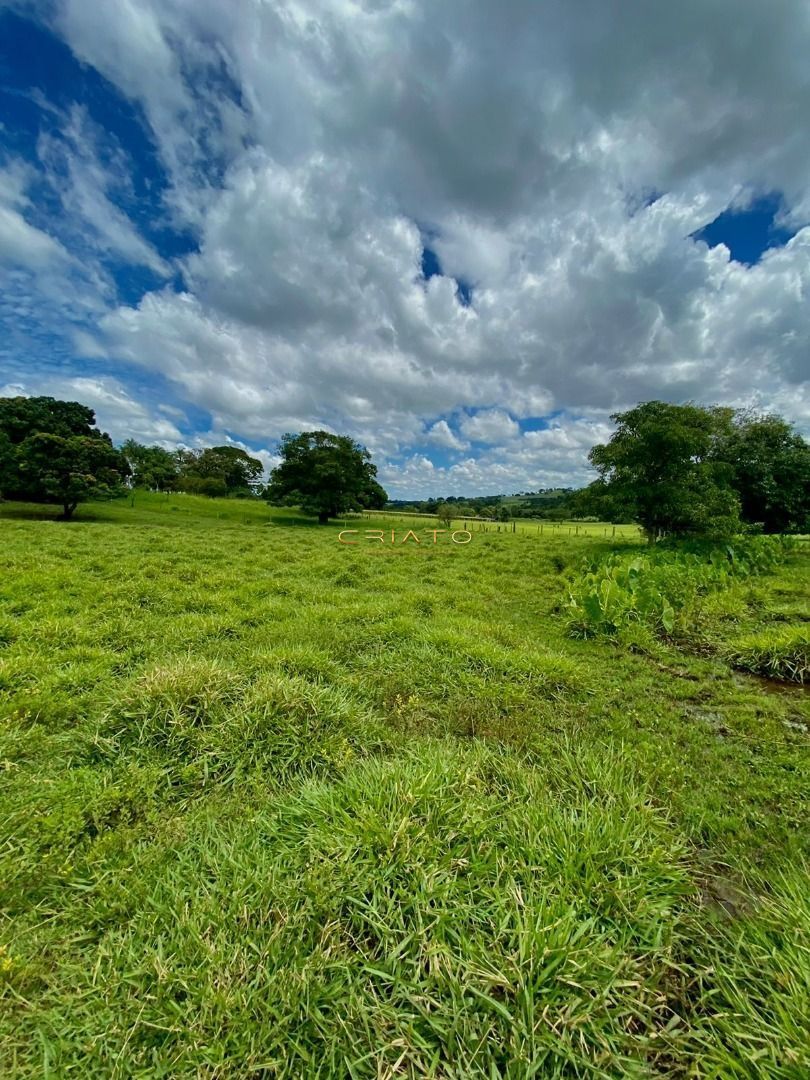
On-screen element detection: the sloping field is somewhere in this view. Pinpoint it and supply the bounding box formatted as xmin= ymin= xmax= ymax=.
xmin=1 ymin=494 xmax=808 ymax=1077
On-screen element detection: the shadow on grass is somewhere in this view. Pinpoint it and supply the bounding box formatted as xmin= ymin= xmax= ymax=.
xmin=0 ymin=503 xmax=96 ymax=523
xmin=267 ymin=513 xmax=347 ymax=528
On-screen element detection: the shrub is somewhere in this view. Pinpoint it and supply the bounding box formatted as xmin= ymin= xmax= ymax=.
xmin=566 ymin=536 xmax=791 ymax=639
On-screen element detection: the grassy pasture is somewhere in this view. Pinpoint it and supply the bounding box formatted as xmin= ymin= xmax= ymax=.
xmin=360 ymin=507 xmax=644 ymax=541
xmin=0 ymin=492 xmax=808 ymax=1077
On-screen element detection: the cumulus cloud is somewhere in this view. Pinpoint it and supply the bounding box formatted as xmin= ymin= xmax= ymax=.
xmin=3 ymin=0 xmax=810 ymax=493
xmin=425 ymin=420 xmax=468 ymax=451
xmin=381 ymin=413 xmax=615 ymax=496
xmin=459 ymin=409 xmax=520 ymax=444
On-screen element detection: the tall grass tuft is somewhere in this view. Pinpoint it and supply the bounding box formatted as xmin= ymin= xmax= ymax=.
xmin=722 ymin=625 xmax=809 ymax=684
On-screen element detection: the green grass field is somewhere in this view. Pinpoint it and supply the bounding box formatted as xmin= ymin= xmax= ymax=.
xmin=1 ymin=492 xmax=808 ymax=1077
xmin=360 ymin=507 xmax=644 ymax=541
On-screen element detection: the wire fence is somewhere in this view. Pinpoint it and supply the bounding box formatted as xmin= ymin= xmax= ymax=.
xmin=356 ymin=510 xmax=644 ymax=542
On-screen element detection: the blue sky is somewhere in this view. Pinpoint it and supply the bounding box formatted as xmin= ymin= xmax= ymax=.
xmin=693 ymin=194 xmax=796 ymax=267
xmin=1 ymin=2 xmax=809 ymax=496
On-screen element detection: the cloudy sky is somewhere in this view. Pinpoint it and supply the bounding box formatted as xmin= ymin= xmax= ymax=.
xmin=1 ymin=1 xmax=809 ymax=496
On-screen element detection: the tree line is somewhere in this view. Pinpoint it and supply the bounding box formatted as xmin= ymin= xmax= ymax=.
xmin=122 ymin=440 xmax=264 ymax=498
xmin=0 ymin=397 xmax=387 ymax=522
xmin=390 ymin=490 xmax=576 ymax=521
xmin=0 ymin=394 xmax=807 ymax=535
xmin=0 ymin=396 xmax=267 ymax=517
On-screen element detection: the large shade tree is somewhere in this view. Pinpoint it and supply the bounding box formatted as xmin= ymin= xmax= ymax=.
xmin=0 ymin=396 xmax=96 ymax=445
xmin=586 ymin=401 xmax=741 ymax=541
xmin=265 ymin=431 xmax=387 ymax=523
xmin=581 ymin=401 xmax=809 ymax=539
xmin=17 ymin=434 xmax=129 ymax=520
xmin=0 ymin=396 xmax=129 ymax=519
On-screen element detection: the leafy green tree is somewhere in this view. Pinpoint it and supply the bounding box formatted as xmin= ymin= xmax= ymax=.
xmin=0 ymin=431 xmax=12 ymax=498
xmin=181 ymin=475 xmax=230 ymax=498
xmin=566 ymin=479 xmax=635 ymax=524
xmin=0 ymin=396 xmax=97 ymax=446
xmin=16 ymin=433 xmax=129 ymax=519
xmin=174 ymin=445 xmax=264 ymax=496
xmin=121 ymin=440 xmax=179 ymax=491
xmin=197 ymin=446 xmax=264 ymax=492
xmin=588 ymin=401 xmax=740 ymax=541
xmin=717 ymin=413 xmax=810 ymax=533
xmin=265 ymin=431 xmax=387 ymax=523
xmin=173 ymin=448 xmax=199 ymax=473
xmin=436 ymin=502 xmax=454 ymax=527
xmin=0 ymin=395 xmax=129 ymax=516
xmin=454 ymin=502 xmax=476 ymax=518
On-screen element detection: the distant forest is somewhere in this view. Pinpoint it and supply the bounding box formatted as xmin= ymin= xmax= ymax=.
xmin=388 ymin=490 xmax=578 ymax=521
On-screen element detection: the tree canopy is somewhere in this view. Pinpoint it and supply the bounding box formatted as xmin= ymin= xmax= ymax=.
xmin=264 ymin=431 xmax=387 ymax=522
xmin=173 ymin=445 xmax=264 ymax=497
xmin=583 ymin=401 xmax=809 ymax=540
xmin=120 ymin=442 xmax=265 ymax=497
xmin=121 ymin=440 xmax=179 ymax=492
xmin=436 ymin=502 xmax=454 ymax=526
xmin=0 ymin=396 xmax=98 ymax=445
xmin=0 ymin=396 xmax=129 ymax=519
xmin=720 ymin=413 xmax=810 ymax=534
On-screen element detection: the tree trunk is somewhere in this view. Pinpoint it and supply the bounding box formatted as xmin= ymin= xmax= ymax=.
xmin=61 ymin=502 xmax=77 ymax=520
xmin=318 ymin=510 xmax=330 ymax=524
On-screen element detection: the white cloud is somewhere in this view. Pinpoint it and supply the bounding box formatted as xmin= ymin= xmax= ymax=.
xmin=0 ymin=203 xmax=68 ymax=269
xmin=425 ymin=419 xmax=469 ymax=451
xmin=460 ymin=409 xmax=520 ymax=444
xmin=2 ymin=374 xmax=184 ymax=446
xmin=37 ymin=107 xmax=171 ymax=277
xmin=4 ymin=0 xmax=810 ymax=494
xmin=0 ymin=162 xmax=69 ymax=269
xmin=378 ymin=412 xmax=618 ymax=496
xmin=72 ymin=329 xmax=109 ymax=359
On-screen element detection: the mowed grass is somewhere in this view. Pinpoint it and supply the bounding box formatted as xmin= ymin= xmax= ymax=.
xmin=0 ymin=492 xmax=808 ymax=1077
